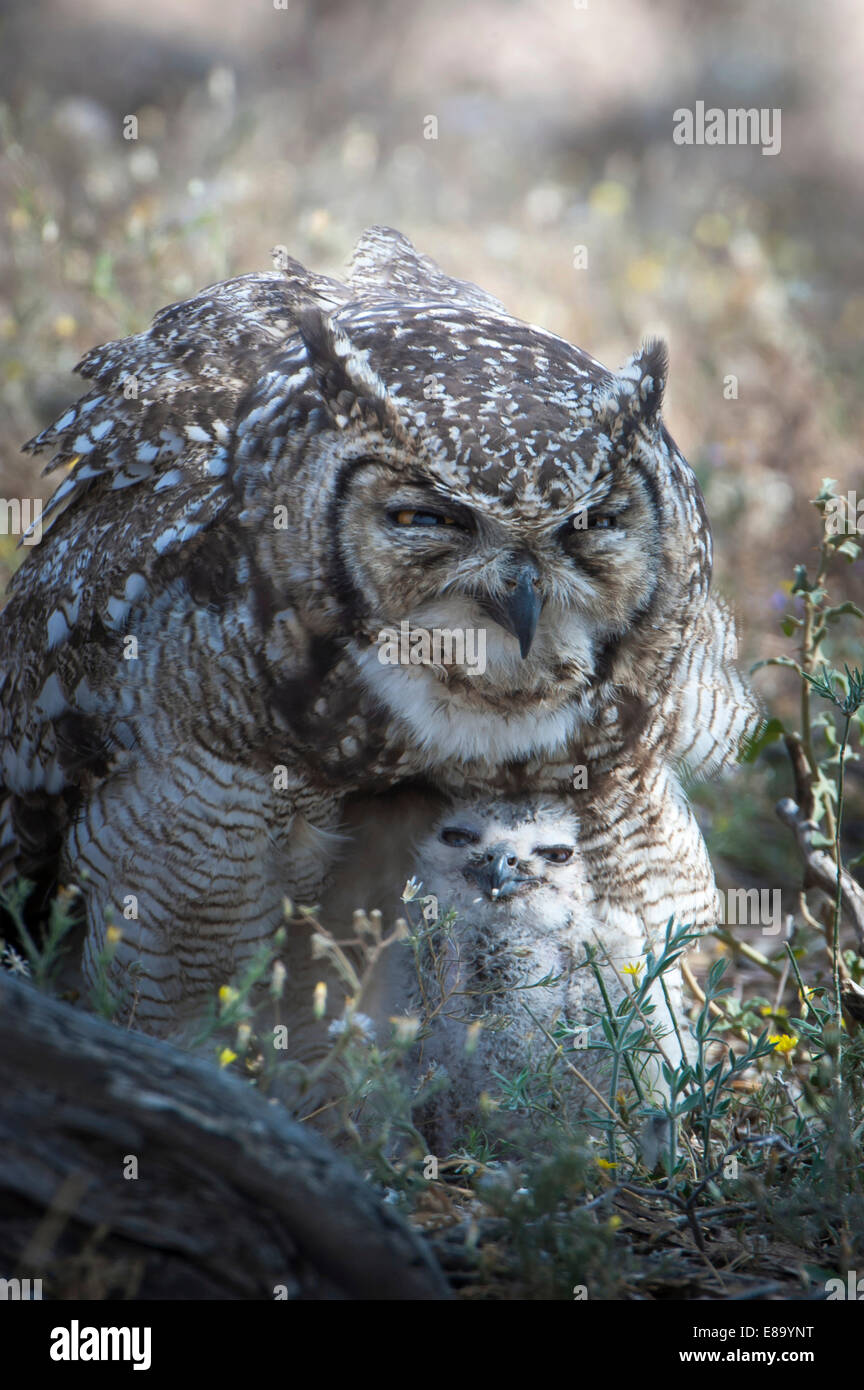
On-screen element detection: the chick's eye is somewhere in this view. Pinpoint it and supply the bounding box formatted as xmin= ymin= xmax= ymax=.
xmin=538 ymin=846 xmax=574 ymax=864
xmin=441 ymin=827 xmax=479 ymax=848
xmin=392 ymin=509 xmax=458 ymax=528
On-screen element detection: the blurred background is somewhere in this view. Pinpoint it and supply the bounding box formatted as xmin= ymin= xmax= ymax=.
xmin=0 ymin=0 xmax=862 ymax=937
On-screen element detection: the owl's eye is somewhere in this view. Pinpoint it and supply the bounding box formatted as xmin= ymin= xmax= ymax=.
xmin=391 ymin=508 xmax=459 ymax=528
xmin=440 ymin=826 xmax=480 ymax=847
xmin=589 ymin=515 xmax=615 ymax=530
xmin=537 ymin=845 xmax=574 ymax=864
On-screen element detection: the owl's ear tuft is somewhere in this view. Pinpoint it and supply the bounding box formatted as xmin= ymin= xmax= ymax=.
xmin=296 ymin=303 xmax=404 ymax=437
xmin=613 ymin=338 xmax=668 ymax=426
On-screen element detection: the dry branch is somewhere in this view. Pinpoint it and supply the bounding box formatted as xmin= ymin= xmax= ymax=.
xmin=0 ymin=973 xmax=449 ymax=1300
xmin=775 ymin=795 xmax=864 ymax=951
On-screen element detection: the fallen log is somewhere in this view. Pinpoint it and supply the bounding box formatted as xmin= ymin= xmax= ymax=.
xmin=0 ymin=972 xmax=449 ymax=1300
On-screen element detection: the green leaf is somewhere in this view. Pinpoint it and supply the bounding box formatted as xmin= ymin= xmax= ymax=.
xmin=741 ymin=716 xmax=785 ymax=763
xmin=750 ymin=656 xmax=802 ymax=675
xmin=791 ymin=563 xmax=811 ymax=593
xmin=823 ymin=600 xmax=864 ymax=623
xmin=809 ymin=830 xmax=835 ymax=849
xmin=677 ymin=1093 xmax=703 ymax=1113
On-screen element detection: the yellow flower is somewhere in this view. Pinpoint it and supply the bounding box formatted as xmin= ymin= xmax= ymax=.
xmin=596 ymin=1158 xmax=617 ymax=1170
xmin=105 ymin=925 xmax=123 ymax=945
xmin=218 ymin=1048 xmax=237 ymax=1068
xmin=608 ymin=1215 xmax=622 ymax=1231
xmin=621 ymin=962 xmax=642 ymax=979
xmin=768 ymin=1033 xmax=798 ymax=1055
xmin=218 ymin=985 xmax=239 ymax=1009
xmin=313 ymin=980 xmax=327 ymax=1019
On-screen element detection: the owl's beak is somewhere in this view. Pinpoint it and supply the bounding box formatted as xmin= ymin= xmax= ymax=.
xmin=480 ymin=558 xmax=544 ymax=659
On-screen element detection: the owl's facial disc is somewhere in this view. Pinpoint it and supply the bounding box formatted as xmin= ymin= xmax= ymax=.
xmin=337 ymin=460 xmax=661 ymax=754
xmin=435 ymin=823 xmax=577 ymax=902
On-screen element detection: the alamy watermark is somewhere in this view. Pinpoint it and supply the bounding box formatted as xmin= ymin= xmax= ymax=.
xmin=825 ymin=491 xmax=864 ymax=535
xmin=825 ymin=1270 xmax=863 ymax=1299
xmin=0 ymin=497 xmax=42 ymax=546
xmin=673 ymin=102 xmax=781 ymax=157
xmin=717 ymin=887 xmax=783 ymax=934
xmin=49 ymin=1322 xmax=151 ymax=1370
xmin=0 ymin=1276 xmax=42 ymax=1299
xmin=375 ymin=621 xmax=487 ymax=676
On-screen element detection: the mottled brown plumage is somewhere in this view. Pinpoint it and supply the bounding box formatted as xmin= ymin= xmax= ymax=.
xmin=0 ymin=227 xmax=758 ymax=1032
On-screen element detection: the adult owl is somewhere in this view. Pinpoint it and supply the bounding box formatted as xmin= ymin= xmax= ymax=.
xmin=0 ymin=226 xmax=757 ymax=1033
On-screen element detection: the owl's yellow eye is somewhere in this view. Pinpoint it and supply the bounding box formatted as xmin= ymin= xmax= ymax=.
xmin=392 ymin=509 xmax=457 ymax=527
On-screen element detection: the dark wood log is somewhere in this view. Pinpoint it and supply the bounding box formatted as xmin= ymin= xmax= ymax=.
xmin=0 ymin=972 xmax=450 ymax=1300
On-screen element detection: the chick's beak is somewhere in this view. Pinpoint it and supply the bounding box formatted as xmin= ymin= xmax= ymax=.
xmin=469 ymin=843 xmax=530 ymax=901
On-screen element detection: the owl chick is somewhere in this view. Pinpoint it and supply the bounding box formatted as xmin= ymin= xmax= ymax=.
xmin=394 ymin=797 xmax=691 ymax=1153
xmin=0 ymin=226 xmax=756 ymax=1034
